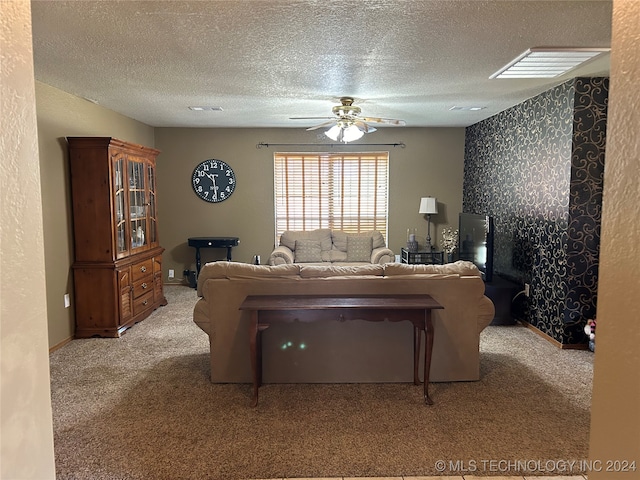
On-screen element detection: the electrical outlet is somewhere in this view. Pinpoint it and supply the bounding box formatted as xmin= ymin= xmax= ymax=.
xmin=168 ymin=269 xmax=175 ymax=279
xmin=64 ymin=293 xmax=70 ymax=308
xmin=524 ymin=283 xmax=530 ymax=297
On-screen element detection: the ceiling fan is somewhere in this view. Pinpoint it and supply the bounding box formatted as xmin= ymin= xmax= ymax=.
xmin=291 ymin=97 xmax=406 ymax=143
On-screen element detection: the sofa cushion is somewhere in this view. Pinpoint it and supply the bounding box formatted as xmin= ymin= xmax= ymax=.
xmin=384 ymin=261 xmax=481 ymax=277
xmin=299 ymin=264 xmax=384 ymax=278
xmin=196 ymin=262 xmax=301 ymax=295
xmin=346 ymin=235 xmax=373 ymax=262
xmin=332 ymin=230 xmax=385 ymax=252
xmin=280 ymin=228 xmax=332 ymax=256
xmin=294 ymin=239 xmax=323 ymax=263
xmin=329 ymin=249 xmax=348 ymax=262
xmin=215 ymin=262 xmax=300 ymax=278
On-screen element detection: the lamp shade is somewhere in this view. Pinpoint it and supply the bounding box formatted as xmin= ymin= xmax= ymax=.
xmin=419 ymin=197 xmax=438 ymax=215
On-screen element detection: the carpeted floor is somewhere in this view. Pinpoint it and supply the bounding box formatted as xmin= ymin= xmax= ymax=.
xmin=50 ymin=285 xmax=594 ymax=480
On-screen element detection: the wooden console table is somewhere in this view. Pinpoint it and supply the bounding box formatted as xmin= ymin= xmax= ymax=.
xmin=239 ymin=294 xmax=444 ymax=407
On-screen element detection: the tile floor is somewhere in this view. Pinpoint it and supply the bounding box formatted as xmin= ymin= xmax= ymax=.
xmin=251 ymin=476 xmax=589 ymax=480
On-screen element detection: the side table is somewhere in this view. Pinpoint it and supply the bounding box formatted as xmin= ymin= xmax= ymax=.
xmin=188 ymin=237 xmax=240 ymax=277
xmin=401 ymin=248 xmax=444 ymax=265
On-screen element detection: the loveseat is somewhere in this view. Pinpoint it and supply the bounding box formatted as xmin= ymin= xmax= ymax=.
xmin=269 ymin=228 xmax=395 ymax=265
xmin=193 ymin=261 xmax=495 ymax=384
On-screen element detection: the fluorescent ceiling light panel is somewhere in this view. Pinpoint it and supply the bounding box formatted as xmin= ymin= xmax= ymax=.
xmin=188 ymin=106 xmax=224 ymax=111
xmin=449 ymin=106 xmax=485 ymax=111
xmin=490 ymin=48 xmax=610 ymax=79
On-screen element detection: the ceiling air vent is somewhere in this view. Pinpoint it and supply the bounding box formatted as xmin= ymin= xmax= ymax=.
xmin=490 ymin=47 xmax=610 ymax=79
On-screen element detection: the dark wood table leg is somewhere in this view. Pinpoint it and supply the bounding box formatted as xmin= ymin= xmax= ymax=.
xmin=195 ymin=247 xmax=202 ymax=277
xmin=249 ymin=312 xmax=259 ymax=407
xmin=423 ymin=311 xmax=434 ymax=405
xmin=413 ymin=325 xmax=421 ymax=385
xmin=226 ymin=246 xmax=232 ymax=261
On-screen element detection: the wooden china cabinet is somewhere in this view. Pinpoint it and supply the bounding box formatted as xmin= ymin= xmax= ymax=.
xmin=68 ymin=137 xmax=167 ymax=338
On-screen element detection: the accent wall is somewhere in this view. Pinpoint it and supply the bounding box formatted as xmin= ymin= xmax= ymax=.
xmin=463 ymin=77 xmax=609 ymax=345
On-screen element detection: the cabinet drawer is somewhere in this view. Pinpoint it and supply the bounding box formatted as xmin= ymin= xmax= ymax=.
xmin=132 ymin=259 xmax=153 ymax=281
xmin=133 ymin=275 xmax=153 ymax=298
xmin=133 ymin=290 xmax=154 ymax=316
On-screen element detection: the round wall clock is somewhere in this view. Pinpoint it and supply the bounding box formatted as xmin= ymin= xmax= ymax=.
xmin=192 ymin=159 xmax=236 ymax=203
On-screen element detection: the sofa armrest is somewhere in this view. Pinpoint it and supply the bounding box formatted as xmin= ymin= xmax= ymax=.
xmin=477 ymin=295 xmax=496 ymax=334
xmin=269 ymin=245 xmax=294 ymax=265
xmin=371 ymin=247 xmax=395 ymax=264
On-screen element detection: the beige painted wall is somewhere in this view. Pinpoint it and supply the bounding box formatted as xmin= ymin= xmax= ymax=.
xmin=155 ymin=127 xmax=465 ymax=280
xmin=35 ymin=82 xmax=155 ymax=348
xmin=36 ymin=81 xmax=464 ymax=347
xmin=589 ymin=1 xmax=640 ymax=478
xmin=0 ymin=1 xmax=56 ymax=477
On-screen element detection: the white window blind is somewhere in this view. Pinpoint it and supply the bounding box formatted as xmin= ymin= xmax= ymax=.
xmin=274 ymin=152 xmax=389 ymax=244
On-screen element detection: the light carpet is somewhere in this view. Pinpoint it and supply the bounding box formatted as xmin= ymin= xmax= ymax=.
xmin=50 ymin=285 xmax=594 ymax=479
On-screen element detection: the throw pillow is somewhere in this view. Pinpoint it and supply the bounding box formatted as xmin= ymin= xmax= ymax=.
xmin=294 ymin=239 xmax=323 ymax=263
xmin=346 ymin=235 xmax=373 ymax=262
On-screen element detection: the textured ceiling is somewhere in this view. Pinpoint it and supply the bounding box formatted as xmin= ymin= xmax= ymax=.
xmin=31 ymin=0 xmax=612 ymax=129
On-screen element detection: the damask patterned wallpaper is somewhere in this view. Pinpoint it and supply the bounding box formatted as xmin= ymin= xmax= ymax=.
xmin=463 ymin=77 xmax=608 ymax=345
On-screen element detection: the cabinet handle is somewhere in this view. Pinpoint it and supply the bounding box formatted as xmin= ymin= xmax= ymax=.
xmin=142 ymin=300 xmax=148 ymax=306
xmin=141 ymin=282 xmax=148 ymax=289
xmin=140 ymin=266 xmax=147 ymax=273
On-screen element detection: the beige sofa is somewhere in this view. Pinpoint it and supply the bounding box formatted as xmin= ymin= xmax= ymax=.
xmin=269 ymin=228 xmax=395 ymax=265
xmin=193 ymin=261 xmax=495 ymax=384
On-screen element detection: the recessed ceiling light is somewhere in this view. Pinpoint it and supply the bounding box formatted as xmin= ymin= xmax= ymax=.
xmin=449 ymin=106 xmax=485 ymax=111
xmin=490 ymin=47 xmax=610 ymax=79
xmin=188 ymin=106 xmax=224 ymax=111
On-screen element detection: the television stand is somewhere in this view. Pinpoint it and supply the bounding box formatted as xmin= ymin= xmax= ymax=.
xmin=484 ymin=275 xmax=520 ymax=325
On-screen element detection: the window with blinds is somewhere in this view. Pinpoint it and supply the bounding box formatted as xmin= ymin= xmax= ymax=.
xmin=274 ymin=152 xmax=389 ymax=244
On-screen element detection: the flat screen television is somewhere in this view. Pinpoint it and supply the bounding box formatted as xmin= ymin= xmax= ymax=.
xmin=458 ymin=212 xmax=494 ymax=282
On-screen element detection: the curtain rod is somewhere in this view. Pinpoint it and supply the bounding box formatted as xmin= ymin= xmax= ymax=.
xmin=257 ymin=142 xmax=406 ymax=149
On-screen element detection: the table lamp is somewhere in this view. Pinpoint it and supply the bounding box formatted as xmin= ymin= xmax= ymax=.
xmin=419 ymin=197 xmax=438 ymax=251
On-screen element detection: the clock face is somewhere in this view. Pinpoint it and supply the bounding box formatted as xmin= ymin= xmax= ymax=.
xmin=192 ymin=159 xmax=236 ymax=203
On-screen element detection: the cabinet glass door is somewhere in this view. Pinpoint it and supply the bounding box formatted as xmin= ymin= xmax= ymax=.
xmin=147 ymin=163 xmax=158 ymax=246
xmin=128 ymin=158 xmax=148 ymax=251
xmin=112 ymin=153 xmax=127 ymax=257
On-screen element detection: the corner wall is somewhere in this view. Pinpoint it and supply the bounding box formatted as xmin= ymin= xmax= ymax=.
xmin=464 ymin=77 xmax=608 ymax=345
xmin=589 ymin=0 xmax=640 ymax=476
xmin=1 ymin=2 xmax=56 ymax=477
xmin=35 ymin=82 xmax=154 ymax=348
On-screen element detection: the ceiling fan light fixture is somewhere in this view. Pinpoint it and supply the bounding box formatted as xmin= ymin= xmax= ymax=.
xmin=324 ymin=123 xmax=366 ymax=143
xmin=342 ymin=124 xmax=365 ymax=142
xmin=324 ymin=125 xmax=342 ymax=142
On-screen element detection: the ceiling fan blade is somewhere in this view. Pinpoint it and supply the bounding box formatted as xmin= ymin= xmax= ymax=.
xmin=361 ymin=116 xmax=406 ymax=126
xmin=290 ymin=116 xmax=334 ymax=120
xmin=306 ymin=119 xmax=337 ymax=131
xmin=353 ymin=120 xmax=377 ymax=133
